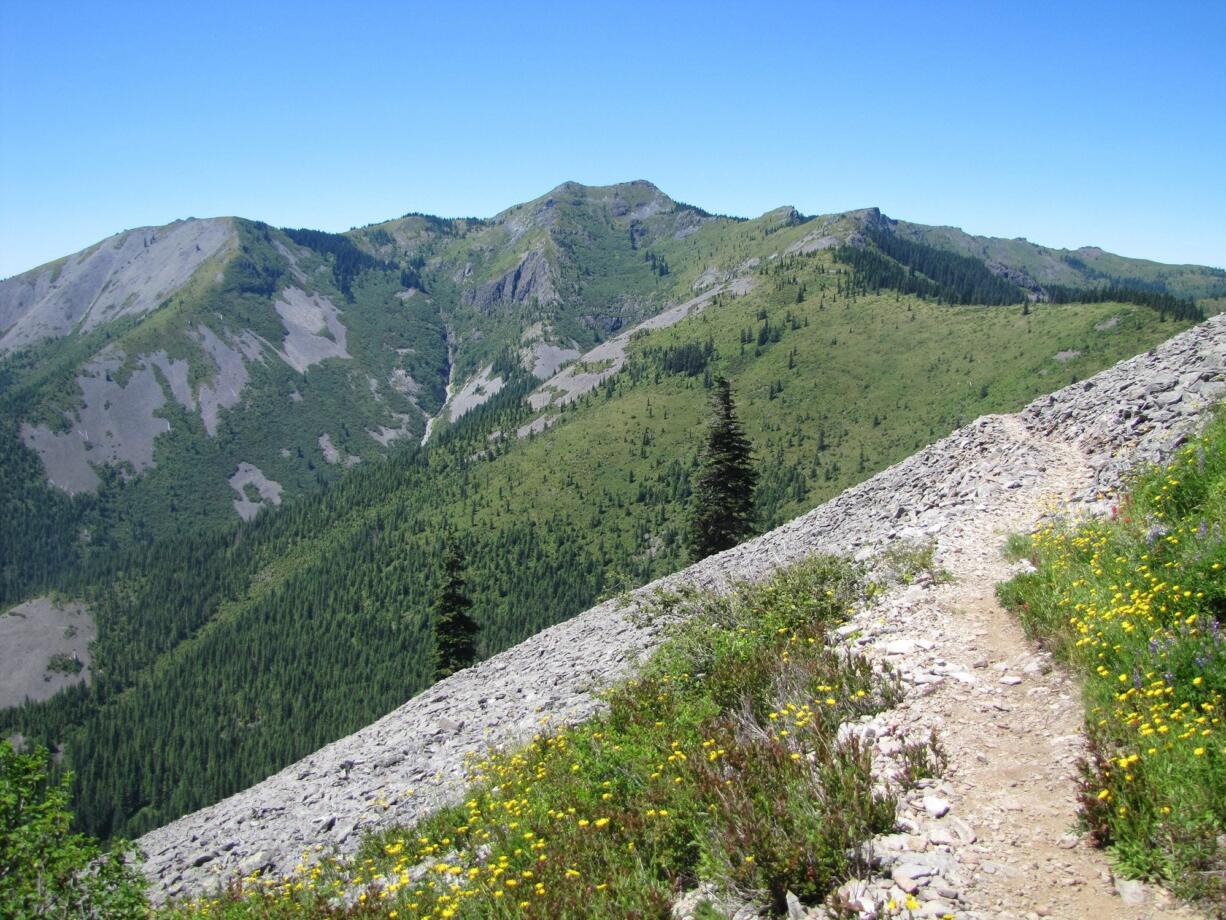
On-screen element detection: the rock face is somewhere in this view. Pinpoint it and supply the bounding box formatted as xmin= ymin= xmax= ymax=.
xmin=228 ymin=463 xmax=283 ymax=522
xmin=0 ymin=598 xmax=95 ymax=709
xmin=0 ymin=218 xmax=235 ymax=353
xmin=526 ymin=277 xmax=755 ymax=414
xmin=136 ymin=314 xmax=1226 ymax=900
xmin=21 ymin=349 xmax=172 ymax=494
xmin=462 ymin=248 xmax=557 ymax=311
xmin=446 ymin=365 xmax=505 ymax=422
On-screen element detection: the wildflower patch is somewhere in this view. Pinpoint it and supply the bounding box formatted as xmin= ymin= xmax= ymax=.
xmin=162 ymin=557 xmax=929 ymax=918
xmin=999 ymin=408 xmax=1225 ymax=907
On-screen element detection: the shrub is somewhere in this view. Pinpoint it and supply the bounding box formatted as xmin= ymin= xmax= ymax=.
xmin=0 ymin=741 xmax=147 ymax=918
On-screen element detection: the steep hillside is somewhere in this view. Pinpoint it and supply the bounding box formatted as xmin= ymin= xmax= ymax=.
xmin=0 ymin=183 xmax=723 ymax=606
xmin=0 ymin=218 xmax=237 ymax=354
xmin=135 ymin=312 xmax=1226 ymax=913
xmin=0 ymin=218 xmax=449 ymax=605
xmin=2 ymin=182 xmax=1222 ymax=848
xmin=2 ymin=183 xmax=1221 ymax=611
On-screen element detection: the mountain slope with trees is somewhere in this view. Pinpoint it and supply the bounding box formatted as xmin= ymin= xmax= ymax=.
xmin=1 ymin=243 xmax=1200 ymax=841
xmin=2 ymin=184 xmax=1221 ymax=612
xmin=0 ymin=182 xmax=1221 ymax=842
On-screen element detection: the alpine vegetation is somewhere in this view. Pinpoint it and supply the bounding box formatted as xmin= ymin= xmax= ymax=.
xmin=157 ymin=558 xmax=927 ymax=919
xmin=1000 ymin=409 xmax=1226 ymax=907
xmin=688 ymin=377 xmax=758 ymax=561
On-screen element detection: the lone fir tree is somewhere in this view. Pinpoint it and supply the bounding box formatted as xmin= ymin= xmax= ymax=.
xmin=430 ymin=543 xmax=480 ymax=681
xmin=687 ymin=377 xmax=757 ymax=561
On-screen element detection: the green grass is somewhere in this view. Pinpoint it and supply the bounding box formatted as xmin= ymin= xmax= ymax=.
xmin=997 ymin=408 xmax=1226 ymax=907
xmin=161 ymin=557 xmax=936 ymax=919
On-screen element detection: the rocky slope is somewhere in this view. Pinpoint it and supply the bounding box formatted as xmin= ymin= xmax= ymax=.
xmin=0 ymin=218 xmax=236 ymax=354
xmin=137 ymin=313 xmax=1226 ymax=909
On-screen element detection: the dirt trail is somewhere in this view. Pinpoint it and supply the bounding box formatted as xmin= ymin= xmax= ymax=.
xmin=845 ymin=416 xmax=1203 ymax=919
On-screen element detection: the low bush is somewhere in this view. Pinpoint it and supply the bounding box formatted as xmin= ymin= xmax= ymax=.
xmin=0 ymin=741 xmax=146 ymax=918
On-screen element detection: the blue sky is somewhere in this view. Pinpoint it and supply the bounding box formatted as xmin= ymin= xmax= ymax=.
xmin=1 ymin=0 xmax=1223 ymax=278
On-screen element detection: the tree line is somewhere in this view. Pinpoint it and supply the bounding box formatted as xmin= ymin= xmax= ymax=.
xmin=1043 ymin=283 xmax=1203 ymax=322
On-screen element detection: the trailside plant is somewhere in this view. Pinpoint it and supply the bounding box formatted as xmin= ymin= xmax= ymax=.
xmin=0 ymin=741 xmax=147 ymax=918
xmin=162 ymin=557 xmax=922 ymax=919
xmin=998 ymin=408 xmax=1226 ymax=907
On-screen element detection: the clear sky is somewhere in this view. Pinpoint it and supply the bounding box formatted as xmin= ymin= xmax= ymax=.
xmin=1 ymin=0 xmax=1223 ymax=278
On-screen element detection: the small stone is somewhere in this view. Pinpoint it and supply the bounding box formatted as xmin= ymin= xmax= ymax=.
xmin=927 ymin=826 xmax=956 ymax=847
xmin=891 ymin=869 xmax=920 ymax=894
xmin=999 ymin=675 xmax=1023 ymax=686
xmin=895 ymin=863 xmax=937 ymax=880
xmin=922 ymin=795 xmax=951 ymax=818
xmin=238 ymin=850 xmax=272 ymax=876
xmin=947 ymin=816 xmax=976 ymax=844
xmin=785 ymin=890 xmax=805 ymax=919
xmin=1114 ymin=877 xmax=1147 ymax=905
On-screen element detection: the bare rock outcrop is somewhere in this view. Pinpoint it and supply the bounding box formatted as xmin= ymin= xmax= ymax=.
xmin=0 ymin=218 xmax=235 ymax=353
xmin=462 ymin=248 xmax=557 ymax=310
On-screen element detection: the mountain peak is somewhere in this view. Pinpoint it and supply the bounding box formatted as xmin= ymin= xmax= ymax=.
xmin=544 ymin=178 xmax=665 ymax=199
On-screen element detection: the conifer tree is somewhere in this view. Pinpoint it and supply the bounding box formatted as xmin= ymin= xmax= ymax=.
xmin=687 ymin=377 xmax=757 ymax=561
xmin=430 ymin=543 xmax=480 ymax=681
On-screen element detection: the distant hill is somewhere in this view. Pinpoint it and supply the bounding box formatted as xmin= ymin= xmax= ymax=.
xmin=2 ymin=184 xmax=1220 ymax=601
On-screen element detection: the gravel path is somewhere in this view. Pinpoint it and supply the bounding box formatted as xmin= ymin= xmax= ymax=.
xmin=824 ymin=415 xmax=1205 ymax=918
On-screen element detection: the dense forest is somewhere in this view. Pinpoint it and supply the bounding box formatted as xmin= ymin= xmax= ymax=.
xmin=1043 ymin=282 xmax=1204 ymax=322
xmin=281 ymin=226 xmax=414 ymax=300
xmin=0 ymin=376 xmax=664 ymax=838
xmin=857 ymin=226 xmax=1026 ymax=305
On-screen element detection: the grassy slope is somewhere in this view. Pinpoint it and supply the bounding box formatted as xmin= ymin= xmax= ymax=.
xmin=473 ymin=249 xmax=1188 ymax=558
xmin=161 ymin=559 xmax=930 ymax=920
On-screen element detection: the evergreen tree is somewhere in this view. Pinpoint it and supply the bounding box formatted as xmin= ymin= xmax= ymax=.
xmin=430 ymin=544 xmax=480 ymax=681
xmin=687 ymin=378 xmax=757 ymax=561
